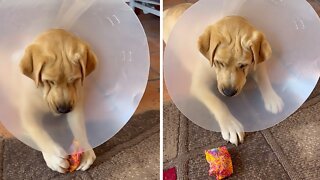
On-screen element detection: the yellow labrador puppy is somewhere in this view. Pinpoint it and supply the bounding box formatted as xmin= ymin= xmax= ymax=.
xmin=19 ymin=29 xmax=97 ymax=173
xmin=164 ymin=4 xmax=284 ymax=145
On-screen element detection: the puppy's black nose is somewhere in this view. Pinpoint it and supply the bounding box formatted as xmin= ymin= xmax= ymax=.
xmin=57 ymin=105 xmax=72 ymax=114
xmin=222 ymin=88 xmax=237 ymax=97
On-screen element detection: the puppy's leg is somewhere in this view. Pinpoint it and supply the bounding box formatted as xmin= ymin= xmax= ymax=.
xmin=20 ymin=108 xmax=69 ymax=173
xmin=253 ymin=64 xmax=284 ymax=114
xmin=190 ymin=66 xmax=245 ymax=145
xmin=67 ymin=102 xmax=96 ymax=171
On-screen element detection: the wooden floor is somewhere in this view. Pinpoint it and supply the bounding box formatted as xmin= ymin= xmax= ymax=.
xmin=135 ymin=13 xmax=160 ymax=113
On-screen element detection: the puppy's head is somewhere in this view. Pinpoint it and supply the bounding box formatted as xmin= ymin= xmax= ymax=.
xmin=20 ymin=29 xmax=97 ymax=115
xmin=198 ymin=16 xmax=271 ymax=97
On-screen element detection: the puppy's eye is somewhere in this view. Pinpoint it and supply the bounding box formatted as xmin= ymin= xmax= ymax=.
xmin=215 ymin=61 xmax=225 ymax=67
xmin=68 ymin=78 xmax=80 ymax=84
xmin=47 ymin=80 xmax=55 ymax=86
xmin=239 ymin=64 xmax=248 ymax=69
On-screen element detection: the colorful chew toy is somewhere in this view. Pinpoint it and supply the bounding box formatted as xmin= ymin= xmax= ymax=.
xmin=205 ymin=146 xmax=233 ymax=179
xmin=68 ymin=140 xmax=84 ymax=172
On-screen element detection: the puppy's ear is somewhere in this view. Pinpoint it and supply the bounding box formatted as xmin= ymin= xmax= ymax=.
xmin=19 ymin=45 xmax=44 ymax=87
xmin=250 ymin=32 xmax=272 ymax=69
xmin=79 ymin=47 xmax=98 ymax=83
xmin=85 ymin=47 xmax=98 ymax=76
xmin=198 ymin=27 xmax=220 ymax=66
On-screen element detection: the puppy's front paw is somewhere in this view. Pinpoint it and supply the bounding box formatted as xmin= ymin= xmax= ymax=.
xmin=218 ymin=115 xmax=245 ymax=146
xmin=263 ymin=92 xmax=284 ymax=114
xmin=43 ymin=152 xmax=69 ymax=173
xmin=77 ymin=149 xmax=96 ymax=171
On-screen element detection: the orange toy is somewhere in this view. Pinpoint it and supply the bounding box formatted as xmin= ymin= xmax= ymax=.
xmin=68 ymin=141 xmax=83 ymax=172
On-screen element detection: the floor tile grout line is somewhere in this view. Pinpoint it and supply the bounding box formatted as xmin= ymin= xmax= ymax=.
xmin=261 ymin=129 xmax=300 ymax=180
xmin=184 ymin=144 xmax=222 ymax=157
xmin=175 ymin=107 xmax=181 ymax=161
xmin=163 ymin=104 xmax=179 ymax=166
xmin=176 ymin=113 xmax=189 ymax=179
xmin=177 ymin=113 xmax=185 ymax=155
xmin=175 ymin=110 xmax=183 ymax=178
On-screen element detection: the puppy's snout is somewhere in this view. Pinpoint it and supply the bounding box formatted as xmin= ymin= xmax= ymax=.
xmin=57 ymin=104 xmax=73 ymax=114
xmin=222 ymin=88 xmax=238 ymax=97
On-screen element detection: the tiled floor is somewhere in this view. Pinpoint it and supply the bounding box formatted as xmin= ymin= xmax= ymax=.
xmin=164 ymin=83 xmax=320 ymax=179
